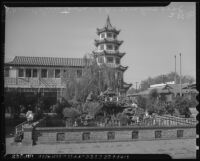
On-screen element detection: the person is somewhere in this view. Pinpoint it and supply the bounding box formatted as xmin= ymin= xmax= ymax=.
xmin=26 ymin=110 xmax=34 ymax=123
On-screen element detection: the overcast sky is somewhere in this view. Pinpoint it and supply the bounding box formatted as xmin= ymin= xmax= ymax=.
xmin=5 ymin=2 xmax=196 ymax=87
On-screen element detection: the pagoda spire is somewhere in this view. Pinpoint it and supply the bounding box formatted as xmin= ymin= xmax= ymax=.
xmin=105 ymin=15 xmax=112 ymax=29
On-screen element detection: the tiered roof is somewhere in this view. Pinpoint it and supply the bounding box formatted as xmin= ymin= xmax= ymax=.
xmin=96 ymin=16 xmax=120 ymax=35
xmin=92 ymin=50 xmax=126 ymax=58
xmin=123 ymin=82 xmax=133 ymax=89
xmin=94 ymin=38 xmax=123 ymax=47
xmin=5 ymin=56 xmax=92 ymax=67
xmin=105 ymin=63 xmax=128 ymax=72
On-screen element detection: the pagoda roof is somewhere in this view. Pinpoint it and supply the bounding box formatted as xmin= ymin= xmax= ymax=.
xmin=96 ymin=16 xmax=120 ymax=35
xmin=5 ymin=56 xmax=93 ymax=67
xmin=94 ymin=38 xmax=123 ymax=47
xmin=92 ymin=50 xmax=126 ymax=58
xmin=123 ymin=82 xmax=132 ymax=89
xmin=117 ymin=65 xmax=128 ymax=71
xmin=105 ymin=64 xmax=128 ymax=71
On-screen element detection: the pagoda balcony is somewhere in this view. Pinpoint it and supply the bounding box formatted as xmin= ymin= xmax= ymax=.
xmin=4 ymin=77 xmax=66 ymax=88
xmin=94 ymin=38 xmax=123 ymax=47
xmin=93 ymin=50 xmax=126 ymax=58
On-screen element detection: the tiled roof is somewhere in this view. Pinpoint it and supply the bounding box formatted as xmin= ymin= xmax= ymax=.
xmin=97 ymin=16 xmax=120 ymax=35
xmin=94 ymin=39 xmax=123 ymax=46
xmin=93 ymin=50 xmax=126 ymax=58
xmin=123 ymin=82 xmax=132 ymax=89
xmin=5 ymin=56 xmax=93 ymax=67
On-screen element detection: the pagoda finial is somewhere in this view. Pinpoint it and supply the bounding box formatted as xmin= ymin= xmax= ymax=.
xmin=105 ymin=15 xmax=112 ymax=28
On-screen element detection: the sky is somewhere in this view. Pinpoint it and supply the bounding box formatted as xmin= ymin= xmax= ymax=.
xmin=5 ymin=2 xmax=196 ymax=87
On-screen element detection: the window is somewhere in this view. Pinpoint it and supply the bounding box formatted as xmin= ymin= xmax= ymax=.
xmin=57 ymin=133 xmax=65 ymax=141
xmin=107 ymin=131 xmax=115 ymax=140
xmin=82 ymin=132 xmax=90 ymax=140
xmin=101 ymin=33 xmax=105 ymax=38
xmin=4 ymin=68 xmax=9 ymax=77
xmin=55 ymin=69 xmax=61 ymax=78
xmin=113 ymin=34 xmax=116 ymax=39
xmin=32 ymin=69 xmax=37 ymax=78
xmin=18 ymin=69 xmax=24 ymax=77
xmin=177 ymin=130 xmax=183 ymax=138
xmin=107 ymin=57 xmax=114 ymax=63
xmin=115 ymin=46 xmax=118 ymax=50
xmin=41 ymin=69 xmax=47 ymax=78
xmin=116 ymin=58 xmax=120 ymax=64
xmin=77 ymin=69 xmax=82 ymax=78
xmin=98 ymin=57 xmax=104 ymax=63
xmin=155 ymin=130 xmax=162 ymax=139
xmin=132 ymin=131 xmax=139 ymax=139
xmin=25 ymin=69 xmax=31 ymax=77
xmin=106 ymin=44 xmax=113 ymax=50
xmin=100 ymin=44 xmax=104 ymax=50
xmin=107 ymin=33 xmax=112 ymax=38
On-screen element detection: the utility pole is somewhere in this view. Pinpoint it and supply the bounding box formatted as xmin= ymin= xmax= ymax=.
xmin=179 ymin=53 xmax=182 ymax=97
xmin=174 ymin=55 xmax=177 ymax=97
xmin=135 ymin=82 xmax=138 ymax=93
xmin=174 ymin=55 xmax=177 ymax=84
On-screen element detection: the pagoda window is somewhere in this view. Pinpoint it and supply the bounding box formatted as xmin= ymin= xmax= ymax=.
xmin=107 ymin=33 xmax=113 ymax=38
xmin=18 ymin=69 xmax=24 ymax=77
xmin=115 ymin=45 xmax=118 ymax=50
xmin=116 ymin=58 xmax=120 ymax=64
xmin=41 ymin=69 xmax=47 ymax=78
xmin=77 ymin=69 xmax=82 ymax=78
xmin=101 ymin=33 xmax=105 ymax=39
xmin=25 ymin=69 xmax=31 ymax=78
xmin=55 ymin=69 xmax=61 ymax=78
xmin=98 ymin=56 xmax=104 ymax=63
xmin=107 ymin=57 xmax=114 ymax=63
xmin=32 ymin=69 xmax=38 ymax=78
xmin=99 ymin=44 xmax=104 ymax=50
xmin=106 ymin=44 xmax=113 ymax=50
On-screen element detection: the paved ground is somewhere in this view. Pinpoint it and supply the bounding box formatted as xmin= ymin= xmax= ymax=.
xmin=5 ymin=137 xmax=197 ymax=159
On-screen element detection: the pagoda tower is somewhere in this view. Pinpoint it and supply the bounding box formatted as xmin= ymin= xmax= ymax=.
xmin=92 ymin=16 xmax=132 ymax=95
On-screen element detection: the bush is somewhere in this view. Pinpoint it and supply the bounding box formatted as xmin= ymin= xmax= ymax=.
xmin=172 ymin=97 xmax=191 ymax=118
xmin=117 ymin=113 xmax=129 ymax=126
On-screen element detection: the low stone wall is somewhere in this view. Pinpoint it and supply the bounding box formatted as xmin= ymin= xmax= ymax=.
xmin=27 ymin=125 xmax=196 ymax=145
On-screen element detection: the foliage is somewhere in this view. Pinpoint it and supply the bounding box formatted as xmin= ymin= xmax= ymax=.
xmin=140 ymin=72 xmax=195 ymax=91
xmin=83 ymin=101 xmax=103 ymax=117
xmin=62 ymin=107 xmax=81 ymax=120
xmin=136 ymin=95 xmax=147 ymax=110
xmin=149 ymin=89 xmax=159 ymax=102
xmin=171 ymin=96 xmax=191 ymax=118
xmin=62 ymin=55 xmax=122 ymax=103
xmin=127 ymin=87 xmax=137 ymax=95
xmin=116 ymin=112 xmax=129 ymax=126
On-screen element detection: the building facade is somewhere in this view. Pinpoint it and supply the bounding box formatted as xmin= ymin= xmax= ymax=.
xmin=4 ymin=16 xmax=132 ymax=106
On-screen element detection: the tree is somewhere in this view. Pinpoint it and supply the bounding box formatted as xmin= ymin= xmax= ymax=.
xmin=136 ymin=95 xmax=147 ymax=111
xmin=140 ymin=72 xmax=195 ymax=91
xmin=63 ymin=56 xmax=121 ymax=103
xmin=62 ymin=107 xmax=81 ymax=126
xmin=83 ymin=101 xmax=103 ymax=117
xmin=172 ymin=96 xmax=191 ymax=118
xmin=116 ymin=112 xmax=129 ymax=126
xmin=127 ymin=87 xmax=137 ymax=95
